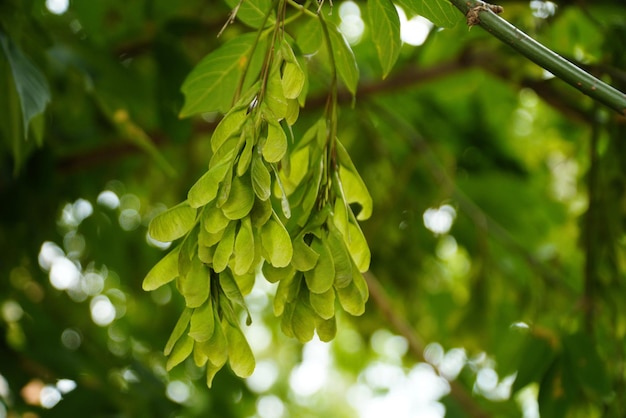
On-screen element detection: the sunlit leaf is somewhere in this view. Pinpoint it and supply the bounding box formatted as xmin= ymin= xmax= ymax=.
xmin=368 ymin=0 xmax=401 ymax=78
xmin=202 ymin=204 xmax=231 ymax=234
xmin=252 ymin=153 xmax=271 ymax=200
xmin=327 ymin=223 xmax=353 ymax=288
xmin=211 ymin=107 xmax=248 ymax=153
xmin=282 ymin=61 xmax=305 ymax=99
xmin=197 ymin=306 xmax=228 ymax=369
xmin=304 ymin=237 xmax=335 ymax=294
xmin=221 ymin=174 xmax=255 ymax=220
xmin=219 ymin=269 xmax=250 ymax=318
xmin=225 ymin=323 xmax=256 ymax=378
xmin=273 ymin=273 xmax=298 ymax=316
xmin=166 ymin=334 xmax=194 ymax=371
xmin=143 ymin=247 xmax=181 ymax=291
xmin=237 ymin=135 xmax=254 ymax=176
xmin=315 ymin=316 xmax=337 ymax=342
xmin=336 ymin=141 xmax=372 ymax=220
xmin=214 ymin=221 xmax=237 ymax=272
xmin=263 ymin=119 xmax=287 ymax=163
xmin=205 ymin=361 xmax=222 ymax=388
xmin=189 ymin=298 xmax=215 ymax=342
xmin=198 ymin=226 xmax=226 ymax=248
xmin=210 ymin=136 xmax=241 ymax=170
xmin=234 ymin=217 xmax=255 ymax=275
xmin=264 ymin=69 xmax=288 ymax=120
xmin=262 ymin=262 xmax=295 ymax=284
xmin=292 ymin=235 xmax=320 ymax=272
xmin=285 ymin=98 xmax=300 ymax=126
xmin=335 ymin=276 xmax=365 ymax=316
xmin=178 ymin=257 xmax=210 ymax=308
xmin=250 ymin=197 xmax=273 ymax=227
xmin=180 ymin=33 xmax=266 ymax=116
xmin=164 ymin=308 xmax=193 ymax=356
xmin=309 ymin=288 xmax=335 ymax=320
xmin=292 ymin=292 xmax=316 ymax=342
xmin=178 ymin=226 xmax=199 ymax=277
xmin=149 ymin=201 xmax=197 ymax=242
xmin=260 ymin=216 xmax=293 ymax=267
xmin=188 ymin=163 xmax=231 ymax=208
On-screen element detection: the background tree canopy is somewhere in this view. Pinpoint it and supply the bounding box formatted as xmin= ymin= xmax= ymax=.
xmin=1 ymin=0 xmax=625 ymax=417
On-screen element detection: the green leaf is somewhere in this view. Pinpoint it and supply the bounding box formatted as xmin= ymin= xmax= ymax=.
xmin=250 ymin=197 xmax=273 ymax=227
xmin=327 ymin=223 xmax=353 ymax=288
xmin=273 ymin=272 xmax=298 ymax=316
xmin=180 ymin=33 xmax=266 ymax=116
xmin=368 ymin=0 xmax=401 ymax=78
xmin=252 ymin=152 xmax=271 ymax=200
xmin=178 ymin=257 xmax=210 ymax=308
xmin=143 ymin=247 xmax=181 ymax=291
xmin=237 ymin=135 xmax=254 ymax=176
xmin=512 ymin=332 xmax=558 ymax=392
xmin=164 ymin=308 xmax=193 ymax=356
xmin=282 ymin=61 xmax=305 ymax=99
xmin=309 ymin=288 xmax=335 ymax=320
xmin=327 ymin=22 xmax=359 ymax=96
xmin=335 ymin=271 xmax=366 ymax=316
xmin=343 ymin=218 xmax=371 ymax=273
xmin=211 ymin=107 xmax=248 ymax=153
xmin=189 ymin=298 xmax=215 ymax=342
xmin=304 ymin=237 xmax=335 ymax=294
xmin=202 ymin=204 xmax=231 ymax=234
xmin=297 ymin=19 xmax=323 ymax=55
xmin=260 ymin=216 xmax=293 ymax=267
xmin=336 ymin=141 xmax=372 ymax=220
xmin=210 ymin=136 xmax=241 ymax=170
xmin=214 ymin=221 xmax=237 ymax=272
xmin=264 ymin=70 xmax=288 ymax=120
xmin=564 ymin=332 xmax=611 ymax=398
xmin=234 ymin=271 xmax=255 ymax=296
xmin=178 ymin=226 xmax=199 ymax=277
xmin=285 ymin=98 xmax=300 ymax=126
xmin=166 ymin=334 xmax=194 ymax=371
xmin=394 ymin=0 xmax=460 ymax=28
xmin=221 ymin=174 xmax=255 ymax=220
xmin=292 ymin=235 xmax=320 ymax=272
xmin=292 ymin=292 xmax=316 ymax=342
xmin=149 ymin=202 xmax=197 ymax=242
xmin=263 ymin=119 xmax=287 ymax=163
xmin=225 ymin=324 xmax=256 ymax=378
xmin=205 ymin=361 xmax=222 ymax=388
xmin=199 ymin=315 xmax=228 ymax=368
xmin=262 ymin=262 xmax=295 ymax=284
xmin=225 ymin=0 xmax=275 ymax=29
xmin=234 ymin=217 xmax=255 ymax=275
xmin=188 ymin=163 xmax=231 ymax=208
xmin=219 ymin=270 xmax=250 ymax=320
xmin=315 ymin=316 xmax=337 ymax=342
xmin=0 ymin=33 xmax=51 ymax=138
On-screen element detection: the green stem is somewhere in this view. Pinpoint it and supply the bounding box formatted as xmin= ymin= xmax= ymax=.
xmin=448 ymin=0 xmax=626 ymax=116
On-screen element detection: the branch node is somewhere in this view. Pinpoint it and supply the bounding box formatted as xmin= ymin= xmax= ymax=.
xmin=466 ymin=2 xmax=503 ymax=27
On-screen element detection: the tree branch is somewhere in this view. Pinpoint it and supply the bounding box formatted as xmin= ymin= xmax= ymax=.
xmin=448 ymin=0 xmax=626 ymax=116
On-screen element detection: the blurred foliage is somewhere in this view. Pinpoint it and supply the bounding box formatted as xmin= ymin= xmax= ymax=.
xmin=1 ymin=0 xmax=625 ymax=417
